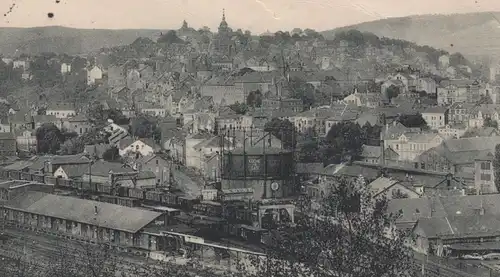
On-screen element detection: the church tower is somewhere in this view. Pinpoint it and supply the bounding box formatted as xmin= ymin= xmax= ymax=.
xmin=218 ymin=9 xmax=229 ymax=34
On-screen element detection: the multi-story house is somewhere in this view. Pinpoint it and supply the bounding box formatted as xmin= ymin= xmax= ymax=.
xmin=416 ymin=137 xmax=500 ymax=177
xmin=0 ymin=132 xmax=17 ymax=157
xmin=46 ymin=103 xmax=76 ymax=119
xmin=14 ymin=130 xmax=36 ymax=153
xmin=118 ymin=138 xmax=157 ymax=158
xmin=448 ymin=102 xmax=475 ymax=125
xmin=421 ymin=106 xmax=448 ymax=130
xmin=261 ymin=97 xmax=303 ymax=113
xmin=137 ymin=102 xmax=168 ymax=117
xmin=61 ymin=115 xmax=91 ymax=135
xmin=390 ymin=73 xmax=418 ymax=91
xmin=383 ymin=122 xmax=444 ymax=162
xmin=437 ymin=79 xmax=482 ymax=105
xmin=135 ymin=154 xmax=172 ymax=185
xmin=474 ymin=153 xmax=497 ymax=194
xmin=87 ymin=65 xmax=103 ymax=85
xmin=215 ymin=114 xmax=245 ymax=133
xmin=107 ymin=65 xmax=126 ymax=88
xmin=417 ymin=77 xmax=437 ymax=95
xmin=437 ymin=123 xmax=467 ymax=139
xmin=343 ymin=92 xmax=381 ymax=108
xmin=468 ymin=104 xmax=500 ymax=129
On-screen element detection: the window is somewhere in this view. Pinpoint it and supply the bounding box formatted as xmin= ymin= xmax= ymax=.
xmin=156 ymin=159 xmax=159 ymax=165
xmin=481 ymin=174 xmax=491 ymax=181
xmin=481 ymin=162 xmax=491 ymax=170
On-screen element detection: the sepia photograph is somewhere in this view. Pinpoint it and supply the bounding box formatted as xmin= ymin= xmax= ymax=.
xmin=0 ymin=0 xmax=500 ymax=276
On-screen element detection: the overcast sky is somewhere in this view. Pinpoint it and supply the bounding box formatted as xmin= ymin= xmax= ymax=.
xmin=1 ymin=0 xmax=500 ymax=33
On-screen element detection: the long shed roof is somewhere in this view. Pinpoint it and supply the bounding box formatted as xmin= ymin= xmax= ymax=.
xmin=5 ymin=191 xmax=162 ymax=233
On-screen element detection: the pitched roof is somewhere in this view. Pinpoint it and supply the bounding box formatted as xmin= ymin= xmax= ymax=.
xmin=47 ymin=102 xmax=75 ymax=111
xmin=50 ymin=154 xmax=89 ymax=165
xmin=87 ymin=160 xmax=134 ymax=177
xmin=422 ymin=106 xmax=448 ymax=114
xmin=361 ymin=145 xmax=381 ymax=158
xmin=5 ymin=191 xmax=162 ymax=233
xmin=57 ymin=164 xmax=89 ymax=178
xmin=416 ymin=215 xmax=500 ymax=239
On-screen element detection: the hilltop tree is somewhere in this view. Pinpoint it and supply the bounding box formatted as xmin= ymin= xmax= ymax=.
xmin=250 ymin=176 xmax=413 ymax=277
xmin=157 ymin=30 xmax=185 ymax=45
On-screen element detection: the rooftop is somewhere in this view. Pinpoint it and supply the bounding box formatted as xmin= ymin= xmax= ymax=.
xmin=6 ymin=191 xmax=162 ymax=233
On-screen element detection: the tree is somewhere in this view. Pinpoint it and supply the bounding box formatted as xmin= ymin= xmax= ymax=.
xmin=494 ymin=144 xmax=500 ymax=193
xmin=386 ymin=85 xmax=400 ymax=100
xmin=36 ymin=123 xmax=63 ymax=154
xmin=59 ymin=136 xmax=85 ymax=155
xmin=87 ymin=103 xmax=129 ymax=126
xmin=250 ymin=176 xmax=413 ymax=277
xmin=264 ymin=118 xmax=297 ymax=149
xmin=131 ymin=115 xmax=160 ymax=140
xmin=102 ymin=146 xmax=120 ymax=162
xmin=397 ymin=113 xmax=428 ymax=129
xmin=288 ymin=77 xmax=315 ymax=109
xmin=229 ymin=102 xmax=248 ymax=115
xmin=484 ymin=118 xmax=499 ymax=129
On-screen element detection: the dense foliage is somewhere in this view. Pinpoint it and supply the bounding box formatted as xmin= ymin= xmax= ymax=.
xmin=298 ymin=122 xmax=381 ymax=165
xmin=248 ymin=176 xmax=414 ymax=277
xmin=264 ymin=118 xmax=298 ymax=149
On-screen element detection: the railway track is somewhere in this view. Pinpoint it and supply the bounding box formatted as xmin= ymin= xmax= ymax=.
xmin=0 ymin=226 xmax=236 ymax=275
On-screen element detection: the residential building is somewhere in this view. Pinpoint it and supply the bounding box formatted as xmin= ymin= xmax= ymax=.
xmin=138 ymin=102 xmax=168 ymax=117
xmin=415 ymin=137 xmax=500 ymax=175
xmin=438 ymin=54 xmax=450 ymax=68
xmin=437 ymin=79 xmax=482 ymax=105
xmin=61 ymin=63 xmax=71 ymax=74
xmin=343 ymin=92 xmax=381 ymax=108
xmin=61 ymin=115 xmax=91 ymax=135
xmin=448 ymin=102 xmax=475 ymax=125
xmin=261 ymin=97 xmax=304 ymax=113
xmin=383 ymin=122 xmax=444 ymax=162
xmin=417 ymin=77 xmax=437 ymax=95
xmin=184 ymin=133 xmax=214 ymax=169
xmin=468 ymin=104 xmax=500 ymax=129
xmin=0 ymin=132 xmax=16 ymax=157
xmin=87 ymin=65 xmax=103 ymax=85
xmin=437 ymin=124 xmax=467 ymax=139
xmin=474 ymin=152 xmax=496 ymax=194
xmin=46 ymin=103 xmax=76 ymax=119
xmin=14 ymin=130 xmax=36 ymax=153
xmin=134 ymin=154 xmax=172 ymax=185
xmin=53 ymin=164 xmax=89 ymax=180
xmin=359 ymin=144 xmax=399 ymax=165
xmin=118 ymin=138 xmax=157 ymax=158
xmin=421 ymin=106 xmax=448 ymax=129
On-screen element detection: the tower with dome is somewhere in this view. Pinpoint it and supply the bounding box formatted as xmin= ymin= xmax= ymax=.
xmin=210 ymin=9 xmax=236 ymax=60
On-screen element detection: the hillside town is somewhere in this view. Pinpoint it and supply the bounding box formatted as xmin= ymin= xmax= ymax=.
xmin=2 ymin=10 xmax=500 ymax=277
